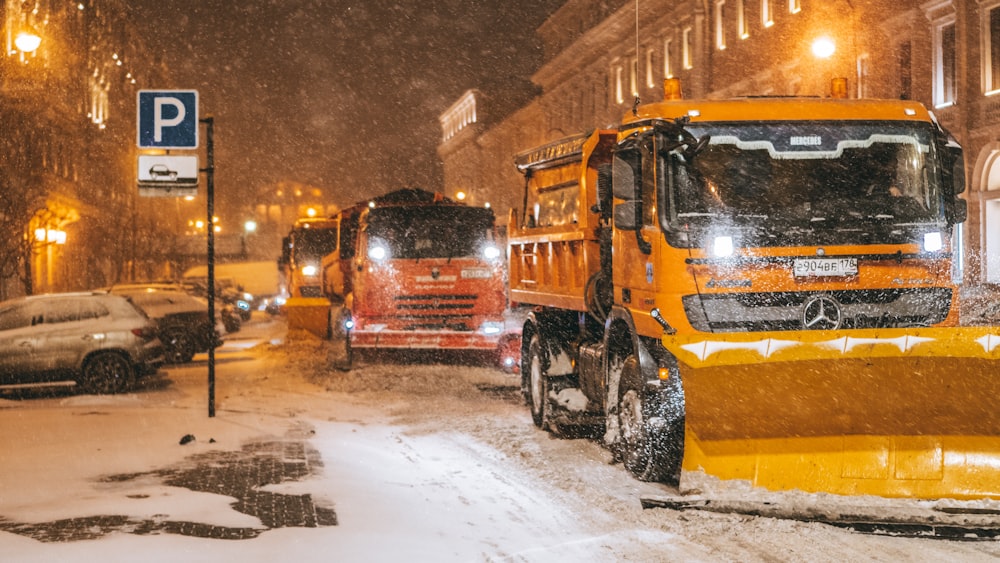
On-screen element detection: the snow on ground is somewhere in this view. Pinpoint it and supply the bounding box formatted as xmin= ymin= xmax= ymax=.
xmin=3 ymin=315 xmax=1000 ymax=561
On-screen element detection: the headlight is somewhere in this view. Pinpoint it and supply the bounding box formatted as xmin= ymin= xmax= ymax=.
xmin=713 ymin=235 xmax=734 ymax=258
xmin=482 ymin=245 xmax=501 ymax=260
xmin=368 ymin=243 xmax=389 ymax=261
xmin=923 ymin=232 xmax=943 ymax=252
xmin=301 ymin=264 xmax=318 ymax=276
xmin=480 ymin=321 xmax=504 ymax=335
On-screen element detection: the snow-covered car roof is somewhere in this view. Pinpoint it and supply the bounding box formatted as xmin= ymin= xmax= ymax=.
xmin=104 ymin=286 xmax=207 ymax=319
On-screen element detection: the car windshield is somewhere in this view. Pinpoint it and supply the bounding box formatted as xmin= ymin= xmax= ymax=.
xmin=666 ymin=121 xmax=945 ymax=245
xmin=366 ymin=206 xmax=495 ymax=259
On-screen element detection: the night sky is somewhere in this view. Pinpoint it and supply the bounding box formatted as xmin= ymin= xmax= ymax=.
xmin=129 ymin=1 xmax=563 ymax=216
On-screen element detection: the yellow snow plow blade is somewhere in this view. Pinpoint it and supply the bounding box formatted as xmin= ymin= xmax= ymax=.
xmin=661 ymin=327 xmax=1000 ymax=500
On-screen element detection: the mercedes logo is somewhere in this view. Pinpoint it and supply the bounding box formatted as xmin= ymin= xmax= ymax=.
xmin=802 ymin=295 xmax=842 ymax=330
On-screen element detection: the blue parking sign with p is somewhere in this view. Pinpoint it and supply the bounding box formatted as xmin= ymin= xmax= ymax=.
xmin=137 ymin=90 xmax=198 ymax=149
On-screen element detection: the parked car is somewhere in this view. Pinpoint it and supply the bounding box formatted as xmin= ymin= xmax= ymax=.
xmin=177 ymin=278 xmax=245 ymax=331
xmin=0 ymin=292 xmax=164 ymax=394
xmin=104 ymin=284 xmax=221 ymax=364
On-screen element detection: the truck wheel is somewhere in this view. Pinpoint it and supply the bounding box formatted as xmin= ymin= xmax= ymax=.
xmin=526 ymin=334 xmax=550 ymax=429
xmin=78 ymin=352 xmax=135 ymax=394
xmin=617 ymin=353 xmax=669 ymax=482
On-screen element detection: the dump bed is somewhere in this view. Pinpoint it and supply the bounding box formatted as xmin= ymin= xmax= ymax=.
xmin=508 ymin=130 xmax=617 ymax=311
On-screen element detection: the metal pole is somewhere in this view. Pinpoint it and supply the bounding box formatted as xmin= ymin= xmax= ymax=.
xmin=201 ymin=117 xmax=216 ymax=417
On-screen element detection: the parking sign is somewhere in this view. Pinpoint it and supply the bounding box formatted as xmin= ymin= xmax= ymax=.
xmin=137 ymin=90 xmax=198 ymax=149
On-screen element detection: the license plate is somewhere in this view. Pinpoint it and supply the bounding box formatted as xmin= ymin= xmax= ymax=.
xmin=793 ymin=257 xmax=858 ymax=277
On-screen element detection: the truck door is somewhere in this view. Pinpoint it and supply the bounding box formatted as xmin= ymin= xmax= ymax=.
xmin=612 ymin=136 xmax=658 ymax=334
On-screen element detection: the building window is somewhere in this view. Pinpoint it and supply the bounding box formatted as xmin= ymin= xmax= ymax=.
xmin=664 ymin=38 xmax=673 ymax=77
xmin=737 ymin=0 xmax=749 ymax=39
xmin=762 ymin=0 xmax=774 ymax=28
xmin=789 ymin=0 xmax=801 ymax=14
xmin=936 ymin=20 xmax=956 ymax=105
xmin=857 ymin=53 xmax=870 ymax=98
xmin=630 ymin=57 xmax=639 ymax=98
xmin=984 ymin=2 xmax=1000 ymax=95
xmin=715 ymin=0 xmax=727 ymax=50
xmin=646 ymin=48 xmax=656 ymax=88
xmin=898 ymin=41 xmax=913 ymax=101
xmin=683 ymin=27 xmax=693 ymax=69
xmin=615 ymin=64 xmax=625 ymax=104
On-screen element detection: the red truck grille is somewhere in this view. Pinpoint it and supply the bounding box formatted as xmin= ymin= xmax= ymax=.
xmin=393 ymin=294 xmax=479 ymax=330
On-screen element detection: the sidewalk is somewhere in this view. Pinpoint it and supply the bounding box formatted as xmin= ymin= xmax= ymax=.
xmin=0 ymin=418 xmax=336 ymax=543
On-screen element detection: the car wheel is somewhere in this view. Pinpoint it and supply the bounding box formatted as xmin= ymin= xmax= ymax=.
xmin=79 ymin=352 xmax=135 ymax=394
xmin=223 ymin=312 xmax=241 ymax=333
xmin=162 ymin=327 xmax=196 ymax=364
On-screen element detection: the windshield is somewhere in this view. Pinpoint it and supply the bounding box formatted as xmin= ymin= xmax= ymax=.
xmin=666 ymin=121 xmax=945 ymax=245
xmin=367 ymin=206 xmax=496 ymax=260
xmin=293 ymin=226 xmax=338 ymax=262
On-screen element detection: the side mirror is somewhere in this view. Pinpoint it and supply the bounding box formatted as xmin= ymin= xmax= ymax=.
xmin=952 ymin=160 xmax=967 ymax=195
xmin=612 ymin=151 xmax=639 ymax=200
xmin=613 ymin=201 xmax=639 ymax=230
xmin=946 ymin=198 xmax=967 ymax=225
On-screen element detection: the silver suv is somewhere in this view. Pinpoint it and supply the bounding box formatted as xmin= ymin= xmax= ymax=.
xmin=0 ymin=292 xmax=164 ymax=393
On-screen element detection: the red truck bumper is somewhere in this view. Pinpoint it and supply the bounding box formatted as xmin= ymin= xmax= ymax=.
xmin=350 ymin=329 xmax=501 ymax=350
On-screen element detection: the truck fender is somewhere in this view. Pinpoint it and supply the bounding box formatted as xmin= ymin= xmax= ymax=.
xmin=520 ymin=309 xmax=576 ymax=387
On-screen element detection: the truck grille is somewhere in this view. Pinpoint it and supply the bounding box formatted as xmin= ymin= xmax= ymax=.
xmin=393 ymin=294 xmax=479 ymax=331
xmin=684 ymin=288 xmax=953 ymax=332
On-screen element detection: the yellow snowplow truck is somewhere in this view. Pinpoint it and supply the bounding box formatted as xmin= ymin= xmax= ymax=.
xmin=509 ymin=80 xmax=1000 ymax=526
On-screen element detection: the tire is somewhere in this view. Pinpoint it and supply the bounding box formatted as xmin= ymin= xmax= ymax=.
xmin=79 ymin=352 xmax=135 ymax=394
xmin=162 ymin=327 xmax=196 ymax=364
xmin=525 ymin=334 xmax=550 ymax=429
xmin=616 ymin=352 xmax=673 ymax=483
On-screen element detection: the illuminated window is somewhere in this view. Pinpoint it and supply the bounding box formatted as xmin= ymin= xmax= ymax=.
xmin=933 ymin=18 xmax=956 ymax=106
xmin=737 ymin=0 xmax=749 ymax=39
xmin=615 ymin=64 xmax=624 ymax=104
xmin=856 ymin=53 xmax=870 ymax=98
xmin=762 ymin=0 xmax=774 ymax=27
xmin=983 ymin=1 xmax=1000 ymax=95
xmin=630 ymin=57 xmax=639 ymax=97
xmin=789 ymin=0 xmax=800 ymax=14
xmin=646 ymin=48 xmax=656 ymax=88
xmin=715 ymin=0 xmax=727 ymax=50
xmin=664 ymin=38 xmax=673 ymax=78
xmin=683 ymin=27 xmax=693 ymax=69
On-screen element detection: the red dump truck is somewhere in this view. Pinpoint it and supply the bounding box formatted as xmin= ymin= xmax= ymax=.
xmin=322 ymin=188 xmax=518 ymax=368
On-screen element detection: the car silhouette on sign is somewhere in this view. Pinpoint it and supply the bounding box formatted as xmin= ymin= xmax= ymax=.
xmin=148 ymin=164 xmax=178 ymax=181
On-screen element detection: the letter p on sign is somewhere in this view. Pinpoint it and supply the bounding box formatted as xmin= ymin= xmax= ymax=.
xmin=137 ymin=90 xmax=198 ymax=149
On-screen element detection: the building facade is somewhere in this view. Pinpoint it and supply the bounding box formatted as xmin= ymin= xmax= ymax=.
xmin=438 ymin=0 xmax=1000 ymax=290
xmin=0 ymin=0 xmax=175 ymax=299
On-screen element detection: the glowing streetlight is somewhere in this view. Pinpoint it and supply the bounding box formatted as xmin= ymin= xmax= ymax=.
xmin=244 ymin=220 xmax=257 ymax=233
xmin=14 ymin=30 xmax=41 ymax=53
xmin=455 ymin=191 xmax=467 ymax=201
xmin=811 ymin=37 xmax=836 ymax=59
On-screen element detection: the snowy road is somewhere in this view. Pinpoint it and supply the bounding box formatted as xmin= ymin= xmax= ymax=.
xmin=2 ymin=314 xmax=1000 ymax=561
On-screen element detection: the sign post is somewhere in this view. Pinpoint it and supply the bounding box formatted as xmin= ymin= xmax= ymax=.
xmin=137 ymin=90 xmax=217 ymax=418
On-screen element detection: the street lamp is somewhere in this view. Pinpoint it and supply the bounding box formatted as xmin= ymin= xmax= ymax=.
xmin=811 ymin=37 xmax=836 ymax=59
xmin=14 ymin=30 xmax=41 ymax=54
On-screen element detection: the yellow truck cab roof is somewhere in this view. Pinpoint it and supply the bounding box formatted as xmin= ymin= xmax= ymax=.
xmin=626 ymin=97 xmax=935 ymax=126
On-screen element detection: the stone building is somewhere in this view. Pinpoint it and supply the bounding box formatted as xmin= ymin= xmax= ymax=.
xmin=438 ymin=0 xmax=1000 ymax=290
xmin=0 ymin=0 xmax=174 ymax=299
